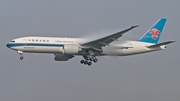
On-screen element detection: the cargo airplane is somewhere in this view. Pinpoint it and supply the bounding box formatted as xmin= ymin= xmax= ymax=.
xmin=6 ymin=18 xmax=174 ymax=66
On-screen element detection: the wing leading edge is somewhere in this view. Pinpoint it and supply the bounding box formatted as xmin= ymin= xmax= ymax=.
xmin=81 ymin=25 xmax=139 ymax=49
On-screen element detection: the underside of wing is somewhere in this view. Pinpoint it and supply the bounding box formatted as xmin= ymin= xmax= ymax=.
xmin=81 ymin=25 xmax=139 ymax=49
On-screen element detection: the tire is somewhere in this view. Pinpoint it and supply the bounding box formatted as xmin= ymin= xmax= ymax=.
xmin=20 ymin=56 xmax=24 ymax=60
xmin=84 ymin=61 xmax=88 ymax=65
xmin=80 ymin=60 xmax=85 ymax=64
xmin=93 ymin=59 xmax=98 ymax=63
xmin=90 ymin=58 xmax=93 ymax=61
xmin=88 ymin=62 xmax=92 ymax=66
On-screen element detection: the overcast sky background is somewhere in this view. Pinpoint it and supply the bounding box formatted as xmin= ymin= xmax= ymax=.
xmin=0 ymin=0 xmax=180 ymax=101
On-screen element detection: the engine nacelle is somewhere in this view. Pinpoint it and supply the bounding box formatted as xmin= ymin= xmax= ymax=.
xmin=54 ymin=54 xmax=74 ymax=61
xmin=63 ymin=44 xmax=82 ymax=54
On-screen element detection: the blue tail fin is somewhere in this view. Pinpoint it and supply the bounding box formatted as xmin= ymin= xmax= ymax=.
xmin=138 ymin=18 xmax=167 ymax=44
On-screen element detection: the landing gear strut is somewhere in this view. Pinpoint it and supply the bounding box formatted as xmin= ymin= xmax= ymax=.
xmin=17 ymin=51 xmax=24 ymax=60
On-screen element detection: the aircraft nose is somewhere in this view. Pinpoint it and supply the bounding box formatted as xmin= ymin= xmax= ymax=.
xmin=6 ymin=42 xmax=12 ymax=48
xmin=6 ymin=43 xmax=10 ymax=48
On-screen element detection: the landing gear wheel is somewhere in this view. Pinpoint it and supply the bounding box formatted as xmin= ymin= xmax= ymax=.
xmin=93 ymin=58 xmax=98 ymax=63
xmin=82 ymin=55 xmax=98 ymax=66
xmin=87 ymin=62 xmax=92 ymax=66
xmin=87 ymin=57 xmax=90 ymax=60
xmin=20 ymin=56 xmax=24 ymax=60
xmin=90 ymin=58 xmax=94 ymax=61
xmin=84 ymin=61 xmax=88 ymax=65
xmin=80 ymin=60 xmax=85 ymax=64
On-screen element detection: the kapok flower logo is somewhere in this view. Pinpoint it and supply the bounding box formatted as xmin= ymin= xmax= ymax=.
xmin=149 ymin=28 xmax=161 ymax=40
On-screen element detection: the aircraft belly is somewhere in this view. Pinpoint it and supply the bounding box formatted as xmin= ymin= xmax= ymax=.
xmin=102 ymin=46 xmax=151 ymax=56
xmin=119 ymin=47 xmax=155 ymax=55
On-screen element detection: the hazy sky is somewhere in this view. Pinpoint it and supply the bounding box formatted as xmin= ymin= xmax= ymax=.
xmin=1 ymin=0 xmax=180 ymax=101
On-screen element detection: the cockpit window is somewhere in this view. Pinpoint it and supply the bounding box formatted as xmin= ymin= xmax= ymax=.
xmin=10 ymin=41 xmax=15 ymax=42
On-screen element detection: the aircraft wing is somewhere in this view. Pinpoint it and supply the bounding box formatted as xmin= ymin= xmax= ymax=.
xmin=81 ymin=25 xmax=139 ymax=49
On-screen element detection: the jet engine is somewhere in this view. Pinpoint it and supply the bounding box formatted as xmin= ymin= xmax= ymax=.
xmin=54 ymin=54 xmax=74 ymax=61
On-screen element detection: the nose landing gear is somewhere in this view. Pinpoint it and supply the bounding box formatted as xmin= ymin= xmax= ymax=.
xmin=17 ymin=51 xmax=24 ymax=60
xmin=20 ymin=56 xmax=24 ymax=60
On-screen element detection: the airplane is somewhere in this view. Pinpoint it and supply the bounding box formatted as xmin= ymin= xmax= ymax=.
xmin=6 ymin=18 xmax=175 ymax=66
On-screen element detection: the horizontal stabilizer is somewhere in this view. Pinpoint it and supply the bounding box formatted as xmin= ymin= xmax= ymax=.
xmin=147 ymin=41 xmax=175 ymax=48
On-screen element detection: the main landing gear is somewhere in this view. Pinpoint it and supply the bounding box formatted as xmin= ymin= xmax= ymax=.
xmin=17 ymin=51 xmax=24 ymax=60
xmin=80 ymin=55 xmax=98 ymax=66
xmin=80 ymin=60 xmax=92 ymax=66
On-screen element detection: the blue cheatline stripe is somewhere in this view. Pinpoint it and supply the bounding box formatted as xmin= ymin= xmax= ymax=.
xmin=6 ymin=43 xmax=64 ymax=48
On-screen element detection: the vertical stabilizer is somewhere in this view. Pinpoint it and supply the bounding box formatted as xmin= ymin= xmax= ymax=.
xmin=138 ymin=18 xmax=166 ymax=44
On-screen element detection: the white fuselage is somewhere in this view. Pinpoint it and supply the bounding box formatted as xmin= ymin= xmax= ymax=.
xmin=6 ymin=36 xmax=165 ymax=56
